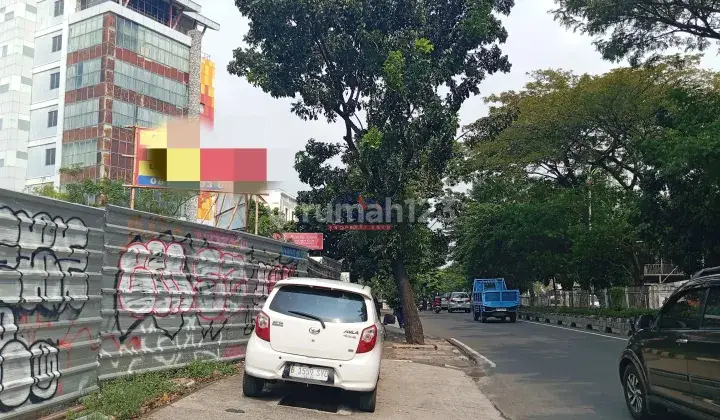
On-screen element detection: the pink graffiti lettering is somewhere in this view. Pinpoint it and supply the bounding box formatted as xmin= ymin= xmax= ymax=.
xmin=222 ymin=344 xmax=245 ymax=359
xmin=115 ymin=237 xmax=299 ymax=342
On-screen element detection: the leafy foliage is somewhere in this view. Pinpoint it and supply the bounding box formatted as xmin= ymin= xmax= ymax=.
xmin=229 ymin=0 xmax=515 ymax=343
xmin=246 ymin=199 xmax=296 ymax=238
xmin=522 ymin=305 xmax=657 ymax=320
xmin=454 ymin=55 xmax=719 ymax=292
xmin=553 ymin=0 xmax=720 ymax=64
xmin=30 ymin=178 xmax=195 ymax=218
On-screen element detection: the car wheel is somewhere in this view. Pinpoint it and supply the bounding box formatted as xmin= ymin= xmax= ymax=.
xmin=480 ymin=315 xmax=487 ymax=323
xmin=623 ymin=364 xmax=653 ymax=419
xmin=510 ymin=313 xmax=517 ymax=323
xmin=242 ymin=371 xmax=265 ymax=398
xmin=357 ymin=387 xmax=377 ymax=412
xmin=473 ymin=311 xmax=479 ymax=321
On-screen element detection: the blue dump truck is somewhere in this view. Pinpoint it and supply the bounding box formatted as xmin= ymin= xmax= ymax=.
xmin=472 ymin=278 xmax=521 ymax=323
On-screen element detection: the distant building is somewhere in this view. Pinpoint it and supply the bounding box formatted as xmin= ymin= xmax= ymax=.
xmin=266 ymin=189 xmax=297 ymax=222
xmin=0 ymin=0 xmax=218 ymax=192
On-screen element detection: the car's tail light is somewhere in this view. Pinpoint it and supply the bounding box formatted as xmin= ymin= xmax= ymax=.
xmin=356 ymin=325 xmax=377 ymax=354
xmin=255 ymin=311 xmax=270 ymax=341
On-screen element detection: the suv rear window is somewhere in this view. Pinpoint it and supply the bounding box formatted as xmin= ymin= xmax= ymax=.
xmin=452 ymin=293 xmax=469 ymax=299
xmin=269 ymin=285 xmax=368 ymax=323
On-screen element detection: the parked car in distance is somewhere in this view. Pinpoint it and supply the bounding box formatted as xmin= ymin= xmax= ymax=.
xmin=441 ymin=293 xmax=450 ymax=310
xmin=243 ymin=278 xmax=384 ymax=412
xmin=448 ymin=291 xmax=471 ymax=313
xmin=619 ymin=270 xmax=720 ymax=420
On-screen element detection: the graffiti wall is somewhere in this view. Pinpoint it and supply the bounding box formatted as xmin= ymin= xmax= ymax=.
xmin=0 ymin=190 xmax=105 ymax=419
xmin=98 ymin=205 xmax=308 ymax=380
xmin=0 ymin=191 xmax=337 ymax=418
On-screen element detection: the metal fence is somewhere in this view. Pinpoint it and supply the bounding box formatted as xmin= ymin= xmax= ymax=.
xmin=0 ymin=189 xmax=336 ymax=419
xmin=521 ymin=283 xmax=687 ymax=310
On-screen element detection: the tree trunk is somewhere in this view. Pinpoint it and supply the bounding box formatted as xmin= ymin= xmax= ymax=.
xmin=391 ymin=258 xmax=425 ymax=345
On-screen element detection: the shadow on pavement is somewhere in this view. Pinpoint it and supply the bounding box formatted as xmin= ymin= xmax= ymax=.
xmin=260 ymin=382 xmax=354 ymax=413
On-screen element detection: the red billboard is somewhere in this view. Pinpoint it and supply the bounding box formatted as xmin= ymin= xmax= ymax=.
xmin=280 ymin=233 xmax=324 ymax=250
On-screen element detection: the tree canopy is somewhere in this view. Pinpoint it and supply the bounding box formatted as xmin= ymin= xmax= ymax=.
xmin=553 ymin=0 xmax=720 ymax=64
xmin=229 ymin=0 xmax=515 ymax=343
xmin=454 ymin=55 xmax=720 ymax=292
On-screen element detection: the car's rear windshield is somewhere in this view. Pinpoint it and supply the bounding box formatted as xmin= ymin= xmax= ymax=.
xmin=269 ymin=285 xmax=368 ymax=323
xmin=452 ymin=293 xmax=469 ymax=299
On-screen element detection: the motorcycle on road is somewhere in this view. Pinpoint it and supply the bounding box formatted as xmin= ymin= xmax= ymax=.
xmin=433 ymin=296 xmax=442 ymax=313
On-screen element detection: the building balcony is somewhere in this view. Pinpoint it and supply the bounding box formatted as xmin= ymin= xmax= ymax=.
xmin=77 ymin=0 xmax=218 ymax=35
xmin=644 ymin=263 xmax=683 ymax=276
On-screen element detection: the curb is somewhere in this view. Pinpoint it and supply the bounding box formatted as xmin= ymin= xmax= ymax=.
xmin=447 ymin=338 xmax=496 ymax=369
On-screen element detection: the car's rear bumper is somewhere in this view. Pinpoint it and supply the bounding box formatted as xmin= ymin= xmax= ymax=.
xmin=449 ymin=303 xmax=470 ymax=310
xmin=244 ymin=336 xmax=381 ymax=392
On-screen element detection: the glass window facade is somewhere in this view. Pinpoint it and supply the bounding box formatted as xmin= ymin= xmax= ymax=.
xmin=116 ymin=16 xmax=189 ymax=72
xmin=112 ymin=99 xmax=167 ymax=129
xmin=51 ymin=34 xmax=62 ymax=52
xmin=68 ymin=15 xmax=103 ymax=53
xmin=61 ymin=138 xmax=99 ymax=168
xmin=64 ymin=99 xmax=100 ymax=130
xmin=114 ymin=60 xmax=187 ymax=107
xmin=54 ymin=1 xmax=64 ymax=17
xmin=66 ymin=58 xmax=101 ymax=90
xmin=50 ymin=72 xmax=60 ymax=89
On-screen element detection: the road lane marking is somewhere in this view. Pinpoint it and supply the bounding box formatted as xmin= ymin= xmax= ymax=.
xmin=448 ymin=338 xmax=497 ymax=368
xmin=521 ymin=319 xmax=628 ymax=341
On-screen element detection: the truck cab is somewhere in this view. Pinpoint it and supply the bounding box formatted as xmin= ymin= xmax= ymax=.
xmin=472 ymin=278 xmax=521 ymax=323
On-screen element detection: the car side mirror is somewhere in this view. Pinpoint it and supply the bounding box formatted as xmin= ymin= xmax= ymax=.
xmin=636 ymin=314 xmax=655 ymax=331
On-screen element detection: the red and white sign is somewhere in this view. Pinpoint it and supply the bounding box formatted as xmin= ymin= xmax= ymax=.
xmin=282 ymin=233 xmax=324 ymax=250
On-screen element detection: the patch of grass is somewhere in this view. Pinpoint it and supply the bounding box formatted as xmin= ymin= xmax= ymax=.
xmin=181 ymin=359 xmax=237 ymax=379
xmin=522 ymin=306 xmax=657 ymax=319
xmin=82 ymin=371 xmax=178 ymax=420
xmin=78 ymin=360 xmax=239 ymax=420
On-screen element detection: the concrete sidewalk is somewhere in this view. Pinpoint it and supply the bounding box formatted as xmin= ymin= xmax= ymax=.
xmin=143 ymin=328 xmax=504 ymax=420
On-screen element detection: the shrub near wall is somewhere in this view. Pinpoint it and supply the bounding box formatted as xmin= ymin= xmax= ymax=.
xmin=518 ymin=306 xmax=659 ymax=336
xmin=521 ymin=306 xmax=657 ymax=319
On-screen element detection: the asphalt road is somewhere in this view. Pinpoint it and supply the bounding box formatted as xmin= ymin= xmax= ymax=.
xmin=419 ymin=311 xmax=634 ymax=420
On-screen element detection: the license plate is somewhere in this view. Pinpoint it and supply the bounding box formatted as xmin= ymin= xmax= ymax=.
xmin=495 ymin=308 xmax=507 ymax=311
xmin=289 ymin=365 xmax=329 ymax=381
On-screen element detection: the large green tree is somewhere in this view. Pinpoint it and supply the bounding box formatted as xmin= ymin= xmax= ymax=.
xmin=636 ymin=70 xmax=720 ymax=272
xmin=464 ymin=56 xmax=708 ymax=191
xmin=228 ymin=0 xmax=514 ymax=343
xmin=553 ymin=0 xmax=720 ymax=64
xmin=456 ymin=55 xmax=720 ymax=286
xmin=453 ymin=57 xmax=716 ymax=290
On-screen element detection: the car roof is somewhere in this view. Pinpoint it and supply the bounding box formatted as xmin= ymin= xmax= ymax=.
xmin=677 ymin=274 xmax=720 ymax=293
xmin=273 ymin=277 xmax=373 ymax=298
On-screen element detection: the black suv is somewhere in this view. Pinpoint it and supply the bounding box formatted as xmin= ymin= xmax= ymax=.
xmin=619 ymin=270 xmax=720 ymax=420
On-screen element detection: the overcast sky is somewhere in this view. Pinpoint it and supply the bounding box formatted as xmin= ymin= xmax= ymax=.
xmin=199 ymin=0 xmax=720 ymax=197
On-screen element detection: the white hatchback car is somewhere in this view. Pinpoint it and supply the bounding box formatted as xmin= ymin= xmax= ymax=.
xmin=243 ymin=277 xmax=384 ymax=412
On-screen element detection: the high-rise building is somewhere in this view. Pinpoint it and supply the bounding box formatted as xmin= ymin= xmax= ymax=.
xmin=0 ymin=0 xmax=218 ymax=192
